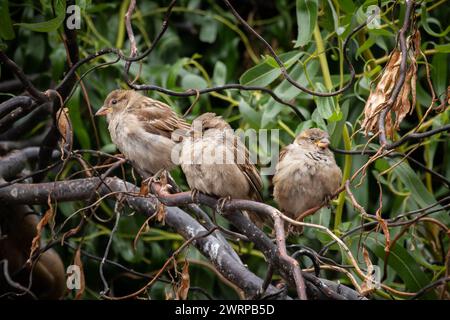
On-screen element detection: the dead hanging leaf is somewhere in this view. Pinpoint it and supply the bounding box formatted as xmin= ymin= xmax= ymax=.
xmin=74 ymin=247 xmax=86 ymax=299
xmin=156 ymin=203 xmax=166 ymax=225
xmin=56 ymin=107 xmax=73 ymax=151
xmin=176 ymin=260 xmax=190 ymax=300
xmin=28 ymin=196 xmax=55 ymax=263
xmin=165 ymin=288 xmax=174 ymax=300
xmin=361 ymin=31 xmax=421 ymax=138
xmin=139 ymin=181 xmax=149 ymax=196
xmin=61 ymin=219 xmax=84 ymax=245
xmin=360 ymin=247 xmax=377 ymax=295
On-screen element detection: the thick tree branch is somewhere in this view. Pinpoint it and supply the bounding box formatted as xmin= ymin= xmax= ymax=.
xmin=0 ymin=177 xmax=284 ymax=299
xmin=0 ymin=177 xmax=366 ymax=299
xmin=0 ymin=52 xmax=47 ymax=102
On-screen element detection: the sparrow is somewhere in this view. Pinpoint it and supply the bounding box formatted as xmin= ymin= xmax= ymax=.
xmin=179 ymin=113 xmax=265 ymax=226
xmin=273 ymin=128 xmax=342 ymax=233
xmin=95 ymin=90 xmax=190 ymax=177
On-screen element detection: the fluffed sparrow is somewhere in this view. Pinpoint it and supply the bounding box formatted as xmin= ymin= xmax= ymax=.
xmin=179 ymin=113 xmax=265 ymax=226
xmin=273 ymin=128 xmax=342 ymax=233
xmin=96 ymin=89 xmax=189 ymax=176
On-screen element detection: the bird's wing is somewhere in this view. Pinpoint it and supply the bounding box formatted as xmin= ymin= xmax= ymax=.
xmin=233 ymin=136 xmax=263 ymax=202
xmin=133 ymin=97 xmax=190 ymax=139
xmin=279 ymin=146 xmax=289 ymax=162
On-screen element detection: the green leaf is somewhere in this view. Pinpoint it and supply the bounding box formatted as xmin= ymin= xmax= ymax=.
xmin=420 ymin=4 xmax=450 ymax=37
xmin=0 ymin=0 xmax=15 ymax=40
xmin=166 ymin=58 xmax=188 ymax=88
xmin=265 ymin=56 xmax=279 ymax=69
xmin=67 ymin=88 xmax=91 ymax=150
xmin=199 ymin=18 xmax=218 ymax=43
xmin=311 ymin=108 xmax=327 ymax=130
xmin=295 ymin=0 xmax=318 ymax=47
xmin=295 ymin=120 xmax=313 ymax=135
xmin=212 ymin=61 xmax=227 ymax=86
xmin=238 ymin=99 xmax=261 ymax=128
xmin=315 ymin=83 xmax=341 ymax=121
xmin=356 ymin=36 xmax=375 ymax=59
xmin=240 ymin=51 xmax=302 ymax=87
xmin=310 ymin=207 xmax=331 ymax=228
xmin=434 ymin=43 xmax=450 ymax=53
xmin=181 ymin=73 xmax=208 ymax=90
xmin=431 ymin=53 xmax=448 ymax=98
xmin=388 ymin=160 xmax=449 ymax=225
xmin=274 ymin=61 xmax=319 ymax=100
xmin=16 ymin=0 xmax=66 ymax=32
xmin=49 ymin=45 xmax=66 ymax=80
xmin=340 ymin=0 xmax=355 ymax=14
xmin=261 ymin=60 xmax=319 ymax=127
xmin=362 ymin=233 xmax=433 ymax=295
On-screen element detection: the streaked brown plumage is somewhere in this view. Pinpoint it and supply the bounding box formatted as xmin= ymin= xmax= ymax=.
xmin=179 ymin=113 xmax=265 ymax=226
xmin=96 ymin=89 xmax=189 ymax=176
xmin=273 ymin=128 xmax=342 ymax=233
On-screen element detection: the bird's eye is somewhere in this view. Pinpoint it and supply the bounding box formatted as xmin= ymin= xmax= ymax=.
xmin=111 ymin=99 xmax=117 ymax=105
xmin=309 ymin=137 xmax=315 ymax=141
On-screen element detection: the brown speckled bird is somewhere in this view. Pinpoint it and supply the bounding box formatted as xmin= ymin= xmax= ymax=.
xmin=179 ymin=113 xmax=265 ymax=226
xmin=273 ymin=128 xmax=342 ymax=232
xmin=95 ymin=89 xmax=189 ymax=176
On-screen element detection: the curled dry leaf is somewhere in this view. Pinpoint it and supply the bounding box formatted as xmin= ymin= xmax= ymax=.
xmin=61 ymin=220 xmax=84 ymax=245
xmin=139 ymin=181 xmax=149 ymax=196
xmin=74 ymin=247 xmax=86 ymax=299
xmin=56 ymin=107 xmax=73 ymax=151
xmin=360 ymin=247 xmax=377 ymax=295
xmin=156 ymin=203 xmax=166 ymax=225
xmin=361 ymin=31 xmax=420 ymax=138
xmin=28 ymin=196 xmax=54 ymax=263
xmin=176 ymin=259 xmax=190 ymax=300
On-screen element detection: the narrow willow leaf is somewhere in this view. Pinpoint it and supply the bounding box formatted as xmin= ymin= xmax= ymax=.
xmin=295 ymin=0 xmax=318 ymax=47
xmin=0 ymin=0 xmax=15 ymax=40
xmin=362 ymin=233 xmax=433 ymax=297
xmin=16 ymin=0 xmax=66 ymax=32
xmin=260 ymin=60 xmax=318 ymax=127
xmin=212 ymin=61 xmax=227 ymax=86
xmin=388 ymin=159 xmax=449 ymax=225
xmin=239 ymin=99 xmax=261 ymax=128
xmin=315 ymin=83 xmax=341 ymax=121
xmin=420 ymin=4 xmax=450 ymax=37
xmin=240 ymin=51 xmax=302 ymax=87
xmin=199 ymin=18 xmax=218 ymax=43
xmin=181 ymin=73 xmax=208 ymax=90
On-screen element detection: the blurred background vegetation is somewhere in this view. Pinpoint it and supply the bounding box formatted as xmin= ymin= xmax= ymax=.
xmin=0 ymin=0 xmax=449 ymax=299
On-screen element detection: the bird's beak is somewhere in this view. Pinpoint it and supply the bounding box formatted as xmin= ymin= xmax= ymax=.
xmin=95 ymin=105 xmax=112 ymax=116
xmin=316 ymin=138 xmax=330 ymax=149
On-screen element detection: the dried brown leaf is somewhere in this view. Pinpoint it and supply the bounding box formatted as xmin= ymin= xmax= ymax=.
xmin=156 ymin=203 xmax=166 ymax=225
xmin=176 ymin=260 xmax=190 ymax=300
xmin=139 ymin=182 xmax=149 ymax=196
xmin=28 ymin=196 xmax=54 ymax=263
xmin=361 ymin=31 xmax=420 ymax=137
xmin=360 ymin=247 xmax=376 ymax=295
xmin=361 ymin=50 xmax=402 ymax=135
xmin=74 ymin=247 xmax=85 ymax=300
xmin=61 ymin=220 xmax=84 ymax=245
xmin=56 ymin=107 xmax=73 ymax=150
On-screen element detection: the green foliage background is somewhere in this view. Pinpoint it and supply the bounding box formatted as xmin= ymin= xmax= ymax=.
xmin=0 ymin=0 xmax=449 ymax=299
